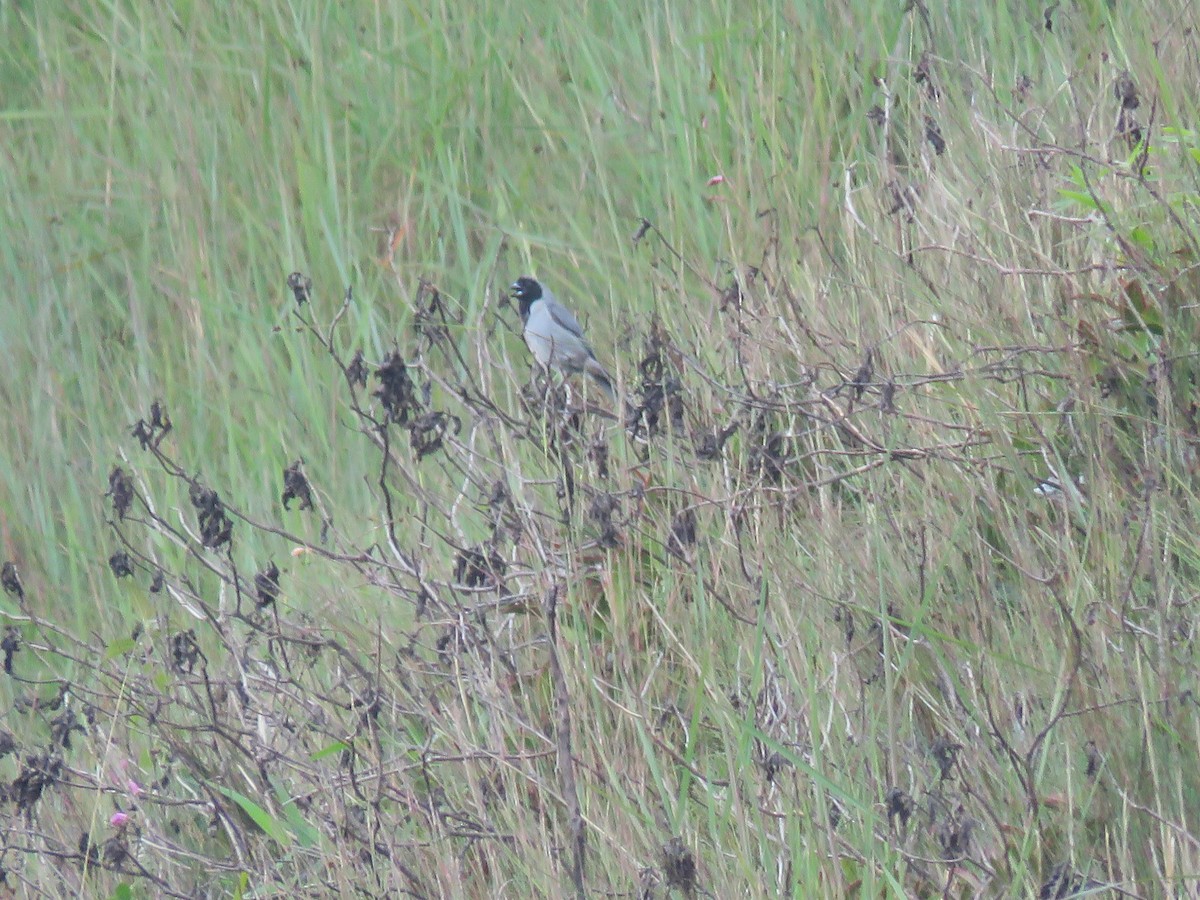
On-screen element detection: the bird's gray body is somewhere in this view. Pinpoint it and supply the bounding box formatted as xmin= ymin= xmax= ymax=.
xmin=511 ymin=277 xmax=616 ymax=399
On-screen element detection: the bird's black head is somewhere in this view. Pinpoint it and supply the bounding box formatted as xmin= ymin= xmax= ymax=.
xmin=510 ymin=276 xmax=543 ymax=321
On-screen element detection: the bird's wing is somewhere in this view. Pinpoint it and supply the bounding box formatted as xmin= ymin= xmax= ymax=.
xmin=542 ymin=291 xmax=586 ymax=338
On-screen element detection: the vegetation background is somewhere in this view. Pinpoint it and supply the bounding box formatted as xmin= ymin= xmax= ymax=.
xmin=1 ymin=0 xmax=1198 ymax=896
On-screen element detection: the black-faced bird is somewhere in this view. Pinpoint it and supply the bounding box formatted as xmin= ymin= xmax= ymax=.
xmin=510 ymin=276 xmax=616 ymax=400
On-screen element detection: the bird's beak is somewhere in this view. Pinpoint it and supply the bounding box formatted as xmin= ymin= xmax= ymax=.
xmin=509 ymin=282 xmax=521 ymax=296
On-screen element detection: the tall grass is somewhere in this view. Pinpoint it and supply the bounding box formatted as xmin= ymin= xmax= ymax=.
xmin=1 ymin=0 xmax=1198 ymax=896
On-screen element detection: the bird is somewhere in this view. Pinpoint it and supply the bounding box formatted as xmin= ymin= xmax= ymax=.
xmin=510 ymin=276 xmax=616 ymax=400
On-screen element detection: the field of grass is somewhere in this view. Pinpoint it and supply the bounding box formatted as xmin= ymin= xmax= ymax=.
xmin=2 ymin=0 xmax=1199 ymax=896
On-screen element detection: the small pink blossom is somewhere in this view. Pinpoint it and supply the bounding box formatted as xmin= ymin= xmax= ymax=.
xmin=127 ymin=779 xmax=145 ymax=797
xmin=110 ymin=812 xmax=130 ymax=828
xmin=706 ymin=175 xmax=726 ymax=186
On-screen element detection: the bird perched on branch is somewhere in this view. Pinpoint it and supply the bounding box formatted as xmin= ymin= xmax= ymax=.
xmin=511 ymin=276 xmax=616 ymax=400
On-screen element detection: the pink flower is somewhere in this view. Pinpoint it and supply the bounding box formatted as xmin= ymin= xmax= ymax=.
xmin=110 ymin=812 xmax=130 ymax=828
xmin=706 ymin=175 xmax=726 ymax=186
xmin=127 ymin=779 xmax=145 ymax=797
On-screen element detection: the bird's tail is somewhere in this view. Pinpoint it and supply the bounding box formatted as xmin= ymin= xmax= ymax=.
xmin=585 ymin=358 xmax=617 ymax=401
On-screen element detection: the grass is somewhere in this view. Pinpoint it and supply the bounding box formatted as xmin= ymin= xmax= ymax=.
xmin=1 ymin=0 xmax=1199 ymax=897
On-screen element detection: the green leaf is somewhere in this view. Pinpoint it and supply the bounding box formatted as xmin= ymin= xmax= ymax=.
xmin=103 ymin=638 xmax=137 ymax=660
xmin=1058 ymin=189 xmax=1099 ymax=211
xmin=213 ymin=785 xmax=291 ymax=848
xmin=272 ymin=778 xmax=322 ymax=848
xmin=1128 ymin=225 xmax=1155 ymax=254
xmin=310 ymin=740 xmax=350 ymax=761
